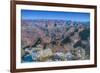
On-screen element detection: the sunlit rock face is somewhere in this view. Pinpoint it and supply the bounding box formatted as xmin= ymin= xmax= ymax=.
xmin=21 ymin=19 xmax=90 ymax=62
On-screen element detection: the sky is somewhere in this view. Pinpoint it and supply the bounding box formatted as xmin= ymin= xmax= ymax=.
xmin=21 ymin=9 xmax=90 ymax=22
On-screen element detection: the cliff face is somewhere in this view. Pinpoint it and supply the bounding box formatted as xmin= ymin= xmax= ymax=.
xmin=21 ymin=19 xmax=90 ymax=62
